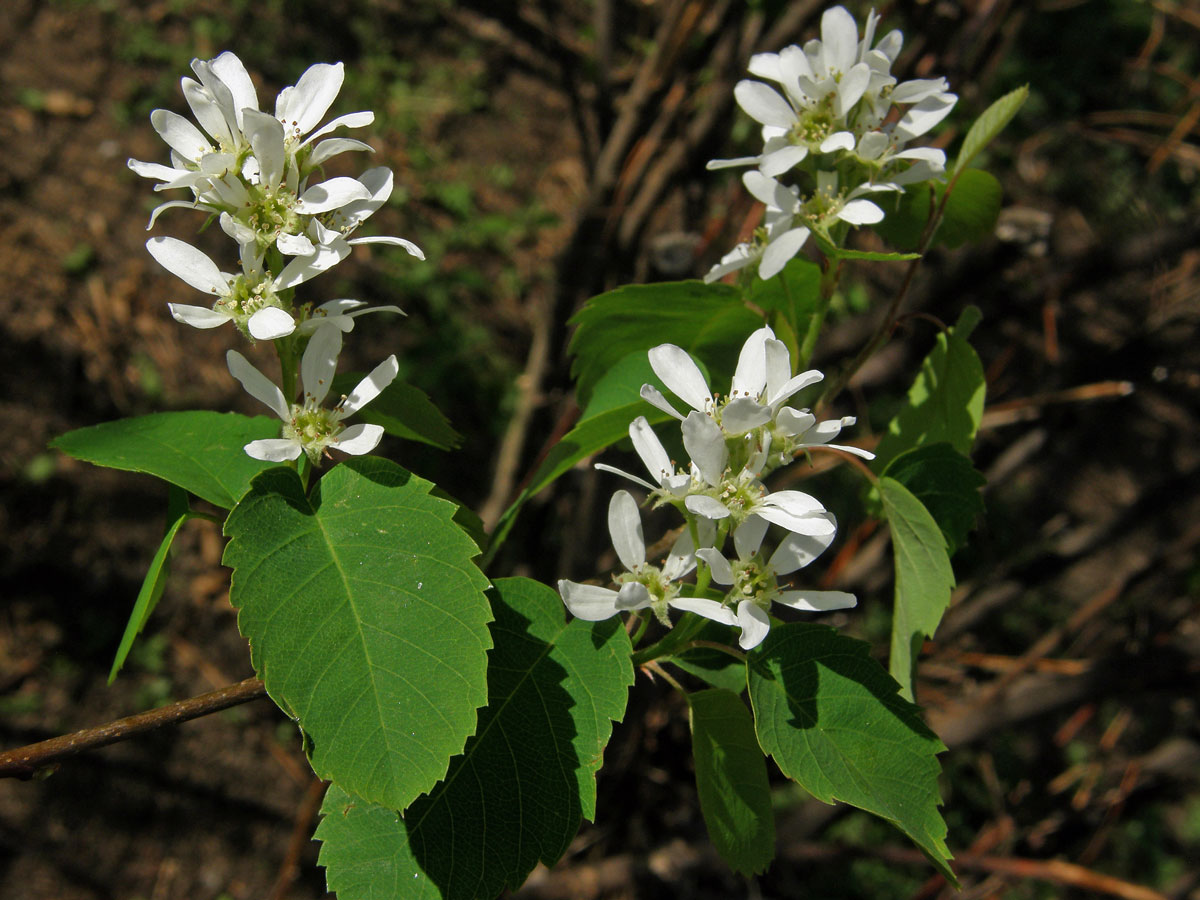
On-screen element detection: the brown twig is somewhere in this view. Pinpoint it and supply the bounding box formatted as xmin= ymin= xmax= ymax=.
xmin=267 ymin=777 xmax=329 ymax=900
xmin=0 ymin=676 xmax=268 ymax=780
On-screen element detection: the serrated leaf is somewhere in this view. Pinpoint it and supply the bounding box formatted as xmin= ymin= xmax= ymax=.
xmin=51 ymin=411 xmax=279 ymax=508
xmin=879 ymin=477 xmax=956 ymax=701
xmin=883 ymin=444 xmax=985 ymax=556
xmin=568 ymin=280 xmax=761 ymax=407
xmin=747 ymin=623 xmax=953 ymax=880
xmin=332 ymin=373 xmax=460 ymax=451
xmin=871 ymin=307 xmax=986 ymax=475
xmin=224 ymin=457 xmax=492 ymax=811
xmin=952 ymin=85 xmax=1029 ymax=177
xmin=316 ymin=577 xmax=634 ymax=900
xmin=689 ymin=688 xmax=775 ymax=876
xmin=937 ymin=169 xmax=1002 ymax=249
xmin=108 ymin=485 xmax=193 ymax=684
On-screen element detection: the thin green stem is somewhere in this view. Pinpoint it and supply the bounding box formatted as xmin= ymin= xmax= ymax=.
xmin=676 ymin=639 xmax=746 ymax=663
xmin=643 ymin=660 xmax=685 ymax=694
xmin=629 ymin=611 xmax=651 ymax=647
xmin=798 ymin=259 xmax=842 ymax=370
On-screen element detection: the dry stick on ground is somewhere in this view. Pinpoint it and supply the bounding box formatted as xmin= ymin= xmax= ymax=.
xmin=0 ymin=676 xmax=267 ymax=780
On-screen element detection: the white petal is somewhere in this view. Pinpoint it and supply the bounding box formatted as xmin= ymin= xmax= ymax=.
xmin=147 ymin=237 xmax=229 ymax=296
xmin=759 ymin=227 xmax=810 ymax=279
xmin=226 ymin=350 xmax=290 ymax=420
xmin=892 ymin=78 xmax=950 ymax=104
xmin=746 ymin=51 xmax=784 ymax=83
xmin=168 ymin=303 xmax=231 ymax=329
xmin=210 ymin=51 xmax=259 ymax=128
xmin=696 ymin=548 xmax=734 ymax=585
xmin=558 ymin=581 xmax=622 ymax=621
xmin=775 ymin=590 xmax=857 ymax=612
xmin=821 ymin=5 xmax=860 ymax=75
xmin=876 ymin=29 xmax=903 ymax=62
xmin=682 ymin=411 xmax=728 ymax=486
xmin=730 ymin=326 xmax=772 ymax=399
xmin=769 ymin=518 xmax=836 ymax=574
xmin=301 ymin=325 xmax=342 ymax=405
xmin=181 ymin=77 xmax=234 ymax=147
xmin=777 ymin=407 xmax=817 ymax=436
xmin=668 ymin=597 xmax=737 ymax=626
xmin=721 ymin=398 xmax=772 ymax=435
xmin=733 ymin=517 xmax=769 ymax=561
xmin=685 ymin=495 xmax=731 ymax=520
xmin=244 ymin=438 xmax=303 ymax=462
xmin=276 ymin=62 xmax=344 ymax=136
xmin=242 ymin=108 xmax=286 ymax=189
xmin=593 ymin=463 xmax=658 ymax=492
xmin=247 ymin=307 xmax=297 ymax=340
xmin=346 ymin=236 xmax=425 ymax=259
xmin=629 ymin=416 xmax=674 ymax=487
xmin=837 ymin=199 xmax=885 ymax=225
xmin=818 ymin=442 xmax=875 ymax=459
xmin=307 ymin=137 xmax=374 ymax=168
xmin=819 ymin=131 xmax=856 ymax=154
xmin=836 ymin=63 xmax=872 ymax=116
xmin=274 ymin=240 xmax=350 ymax=289
xmin=145 ymin=199 xmax=204 ymax=229
xmin=277 ymin=231 xmax=316 ymax=256
xmin=734 ymin=80 xmax=797 ymax=129
xmin=705 ymin=155 xmax=760 ymax=171
xmin=704 ymin=243 xmax=758 ymax=283
xmin=736 ymin=600 xmax=771 ymax=650
xmin=301 ymin=110 xmax=375 ymax=145
xmin=857 ymin=131 xmax=890 ymax=160
xmin=295 ymin=176 xmax=373 ymax=214
xmin=648 ymin=345 xmax=711 ymax=413
xmin=607 ymin=490 xmax=646 ymax=571
xmin=150 ymin=109 xmax=212 ymax=160
xmin=332 ymin=423 xmax=385 ymax=455
xmin=663 ymin=529 xmax=699 ymax=581
xmin=742 ymin=170 xmax=795 ymax=210
xmin=768 ymin=368 xmax=823 ymax=408
xmin=339 ymin=354 xmax=399 ymax=418
xmin=895 ymin=93 xmax=957 ymax=142
xmin=760 ymin=144 xmax=808 ymax=178
xmin=615 ymin=582 xmax=653 ymax=611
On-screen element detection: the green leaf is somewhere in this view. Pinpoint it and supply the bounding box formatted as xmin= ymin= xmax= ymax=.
xmin=316 ymin=577 xmax=634 ymax=900
xmin=333 ymin=374 xmax=460 ymax=451
xmin=224 ymin=458 xmax=492 ymax=811
xmin=51 ymin=411 xmax=279 ymax=508
xmin=688 ymin=689 xmax=775 ymax=876
xmin=664 ymin=618 xmax=748 ymax=694
xmin=747 ymin=623 xmax=953 ymax=880
xmin=937 ymin=169 xmax=1002 ymax=249
xmin=108 ymin=486 xmax=193 ymax=684
xmin=568 ymin=280 xmax=761 ymax=407
xmin=879 ymin=477 xmax=956 ymax=701
xmin=871 ymin=183 xmax=933 ymax=252
xmin=883 ymin=444 xmax=985 ymax=557
xmin=745 ymin=257 xmax=822 ymax=337
xmin=952 ymin=85 xmax=1029 ymax=178
xmin=871 ymin=307 xmax=986 ymax=475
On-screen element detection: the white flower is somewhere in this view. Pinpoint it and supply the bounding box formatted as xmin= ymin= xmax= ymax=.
xmin=558 ymin=490 xmax=700 ymax=621
xmin=703 ymin=171 xmax=809 ymax=282
xmin=146 ymin=236 xmax=350 ymax=339
xmin=671 ymin=514 xmax=856 ymax=649
xmin=707 ymin=6 xmax=956 ymax=181
xmin=226 ymin=325 xmax=397 ymax=464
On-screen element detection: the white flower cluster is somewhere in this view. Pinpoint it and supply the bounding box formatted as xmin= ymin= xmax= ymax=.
xmin=558 ymin=326 xmax=870 ymax=650
xmin=131 ymin=53 xmax=409 ymax=465
xmin=130 ymin=52 xmax=422 ymax=340
xmin=706 ymin=5 xmax=956 ymax=282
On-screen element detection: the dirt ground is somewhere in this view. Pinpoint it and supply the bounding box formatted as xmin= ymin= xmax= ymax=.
xmin=1 ymin=2 xmax=1198 ymax=899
